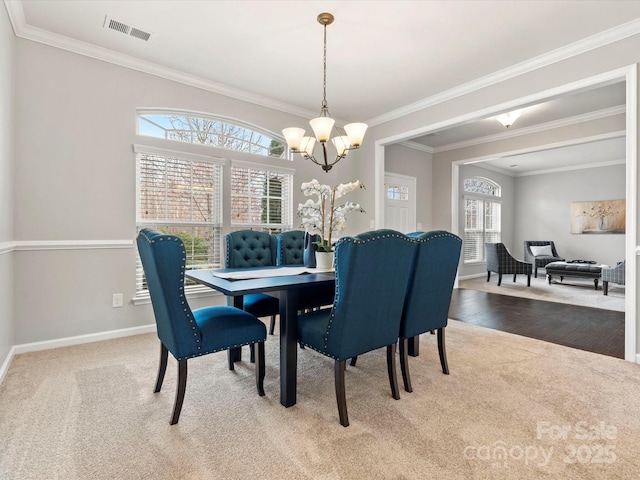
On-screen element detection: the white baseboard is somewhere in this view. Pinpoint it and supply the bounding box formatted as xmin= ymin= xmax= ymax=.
xmin=0 ymin=345 xmax=17 ymax=387
xmin=458 ymin=273 xmax=486 ymax=281
xmin=0 ymin=324 xmax=157 ymax=387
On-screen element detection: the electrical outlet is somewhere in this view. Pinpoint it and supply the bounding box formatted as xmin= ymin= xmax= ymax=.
xmin=369 ymin=220 xmax=375 ymax=229
xmin=417 ymin=223 xmax=422 ymax=230
xmin=112 ymin=293 xmax=124 ymax=308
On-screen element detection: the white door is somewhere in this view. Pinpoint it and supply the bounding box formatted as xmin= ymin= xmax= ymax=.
xmin=384 ymin=173 xmax=417 ymax=233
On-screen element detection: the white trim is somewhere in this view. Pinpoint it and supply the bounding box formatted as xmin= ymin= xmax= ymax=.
xmin=0 ymin=241 xmax=15 ymax=255
xmin=12 ymin=324 xmax=157 ymax=356
xmin=133 ymin=144 xmax=226 ymax=165
xmin=231 ymin=159 xmax=296 ymax=176
xmin=398 ymin=141 xmax=435 ymax=154
xmin=434 ymin=105 xmax=626 ymax=153
xmin=0 ymin=345 xmax=16 ymax=386
xmin=366 ymin=20 xmax=640 ymax=126
xmin=13 ymin=239 xmax=133 ymax=251
xmin=516 ymin=159 xmax=626 ymax=178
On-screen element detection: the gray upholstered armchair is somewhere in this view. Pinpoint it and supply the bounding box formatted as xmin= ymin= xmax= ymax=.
xmin=602 ymin=261 xmax=625 ymax=295
xmin=524 ymin=241 xmax=564 ymax=278
xmin=486 ymin=242 xmax=532 ymax=287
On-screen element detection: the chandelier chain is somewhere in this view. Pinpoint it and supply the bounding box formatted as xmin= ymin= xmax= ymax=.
xmin=321 ymin=22 xmax=328 ymax=112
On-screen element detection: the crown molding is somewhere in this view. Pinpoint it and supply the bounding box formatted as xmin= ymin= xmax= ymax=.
xmin=434 ymin=105 xmax=626 ymax=153
xmin=366 ymin=18 xmax=640 ymax=127
xmin=6 ymin=1 xmax=640 ymax=129
xmin=4 ymin=0 xmax=318 ymax=121
xmin=397 ymin=141 xmax=434 ymax=154
xmin=515 ymin=158 xmax=625 ymax=177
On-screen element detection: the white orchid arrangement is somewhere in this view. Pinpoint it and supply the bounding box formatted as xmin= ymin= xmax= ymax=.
xmin=297 ymin=179 xmax=366 ymax=252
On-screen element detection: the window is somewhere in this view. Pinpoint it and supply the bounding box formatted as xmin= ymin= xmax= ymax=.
xmin=386 ymin=184 xmax=409 ymax=201
xmin=134 ymin=111 xmax=294 ymax=298
xmin=230 ymin=161 xmax=293 ymax=234
xmin=463 ymin=177 xmax=501 ymax=263
xmin=135 ymin=146 xmax=223 ymax=294
xmin=138 ymin=111 xmax=286 ymax=158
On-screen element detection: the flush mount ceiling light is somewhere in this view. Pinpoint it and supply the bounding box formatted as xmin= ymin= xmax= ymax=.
xmin=282 ymin=13 xmax=367 ymax=172
xmin=496 ymin=110 xmax=522 ymax=128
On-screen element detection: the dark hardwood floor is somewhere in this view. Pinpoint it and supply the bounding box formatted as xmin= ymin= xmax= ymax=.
xmin=448 ymin=288 xmax=625 ymax=359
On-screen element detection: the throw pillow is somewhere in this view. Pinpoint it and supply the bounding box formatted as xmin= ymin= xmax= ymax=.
xmin=530 ymin=245 xmax=553 ymax=256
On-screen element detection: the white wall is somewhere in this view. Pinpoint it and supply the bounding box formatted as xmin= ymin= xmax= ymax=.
xmin=514 ymin=164 xmax=626 ymax=267
xmin=384 ymin=144 xmax=433 ymax=230
xmin=0 ymin=5 xmax=15 ymax=368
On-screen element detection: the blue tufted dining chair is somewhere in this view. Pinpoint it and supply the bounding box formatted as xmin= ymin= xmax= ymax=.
xmin=277 ymin=230 xmax=335 ymax=314
xmin=225 ymin=230 xmax=280 ymax=336
xmin=136 ymin=229 xmax=266 ymax=425
xmin=399 ymin=231 xmax=462 ymax=392
xmin=297 ymin=229 xmax=417 ymax=427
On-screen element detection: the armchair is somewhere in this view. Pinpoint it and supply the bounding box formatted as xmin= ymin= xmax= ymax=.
xmin=524 ymin=241 xmax=564 ymax=278
xmin=137 ymin=229 xmax=266 ymax=424
xmin=225 ymin=230 xmax=280 ymax=336
xmin=399 ymin=231 xmax=462 ymax=393
xmin=602 ymin=261 xmax=625 ymax=295
xmin=486 ymin=242 xmax=532 ymax=287
xmin=297 ymin=230 xmax=417 ymax=427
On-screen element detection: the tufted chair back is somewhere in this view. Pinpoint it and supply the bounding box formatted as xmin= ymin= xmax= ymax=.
xmin=277 ymin=230 xmax=305 ymax=265
xmin=401 ymin=231 xmax=462 ymax=339
xmin=321 ymin=229 xmax=416 ymax=360
xmin=225 ymin=230 xmax=277 ymax=268
xmin=136 ymin=228 xmax=200 ymax=359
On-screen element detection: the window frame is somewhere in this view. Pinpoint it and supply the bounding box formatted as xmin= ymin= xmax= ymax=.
xmin=463 ymin=177 xmax=502 ymax=264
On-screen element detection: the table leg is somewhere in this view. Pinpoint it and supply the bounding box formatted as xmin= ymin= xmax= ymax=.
xmin=407 ymin=336 xmax=419 ymax=357
xmin=230 ymin=295 xmax=244 ymax=362
xmin=279 ymin=289 xmax=299 ymax=407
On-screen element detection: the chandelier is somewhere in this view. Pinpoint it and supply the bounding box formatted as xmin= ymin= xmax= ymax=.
xmin=282 ymin=13 xmax=367 ymax=172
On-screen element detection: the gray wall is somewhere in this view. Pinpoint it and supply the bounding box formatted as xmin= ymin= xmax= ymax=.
xmin=384 ymin=144 xmax=433 ymax=230
xmin=514 ymin=164 xmax=625 ymax=267
xmin=0 ymin=6 xmax=15 ymax=367
xmin=10 ymin=37 xmax=367 ymax=345
xmin=3 ymin=8 xmax=640 ymax=363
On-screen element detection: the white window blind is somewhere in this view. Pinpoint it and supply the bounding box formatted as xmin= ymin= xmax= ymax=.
xmin=135 ymin=148 xmax=223 ymax=294
xmin=463 ymin=177 xmax=501 ymax=263
xmin=230 ymin=162 xmax=293 ymax=234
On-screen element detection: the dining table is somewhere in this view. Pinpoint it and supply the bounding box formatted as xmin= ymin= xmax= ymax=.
xmin=185 ymin=266 xmax=335 ymax=408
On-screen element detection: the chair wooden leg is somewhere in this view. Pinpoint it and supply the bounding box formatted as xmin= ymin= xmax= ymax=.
xmin=387 ymin=344 xmax=400 ymax=400
xmin=604 ymin=281 xmax=609 ymax=295
xmin=255 ymin=342 xmax=265 ymax=396
xmin=527 ymin=274 xmax=531 ymax=287
xmin=497 ymin=273 xmax=502 ymax=286
xmin=334 ymin=360 xmax=349 ymax=427
xmin=269 ymin=315 xmax=276 ymax=335
xmin=170 ymin=359 xmax=187 ymax=425
xmin=154 ymin=343 xmax=168 ymax=393
xmin=437 ymin=327 xmax=449 ymax=375
xmin=487 ymin=271 xmax=491 ymax=282
xmin=250 ymin=345 xmax=255 ymax=364
xmin=350 ymin=356 xmax=358 ymax=367
xmin=227 ymin=348 xmax=235 ymax=371
xmin=399 ymin=338 xmax=412 ymax=393
xmin=513 ymin=273 xmax=517 ymax=282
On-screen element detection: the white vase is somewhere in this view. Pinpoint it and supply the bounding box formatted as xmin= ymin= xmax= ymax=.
xmin=315 ymin=251 xmax=334 ymax=270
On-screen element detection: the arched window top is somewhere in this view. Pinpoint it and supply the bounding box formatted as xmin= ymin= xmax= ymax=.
xmin=463 ymin=177 xmax=501 ymax=197
xmin=137 ymin=110 xmax=286 ymax=158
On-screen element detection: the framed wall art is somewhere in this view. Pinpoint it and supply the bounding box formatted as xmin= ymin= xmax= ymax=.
xmin=570 ymin=199 xmax=625 ymax=234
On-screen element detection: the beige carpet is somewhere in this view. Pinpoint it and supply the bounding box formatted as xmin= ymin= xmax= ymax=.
xmin=1 ymin=320 xmax=640 ymax=479
xmin=459 ymin=273 xmax=625 ymax=312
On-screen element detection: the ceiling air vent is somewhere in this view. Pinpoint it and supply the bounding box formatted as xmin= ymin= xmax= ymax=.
xmin=103 ymin=16 xmax=152 ymax=42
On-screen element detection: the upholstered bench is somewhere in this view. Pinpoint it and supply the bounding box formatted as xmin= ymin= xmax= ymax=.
xmin=545 ymin=261 xmax=603 ymax=290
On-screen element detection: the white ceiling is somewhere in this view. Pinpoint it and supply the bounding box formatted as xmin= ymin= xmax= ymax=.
xmin=7 ymin=0 xmax=640 ymax=173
